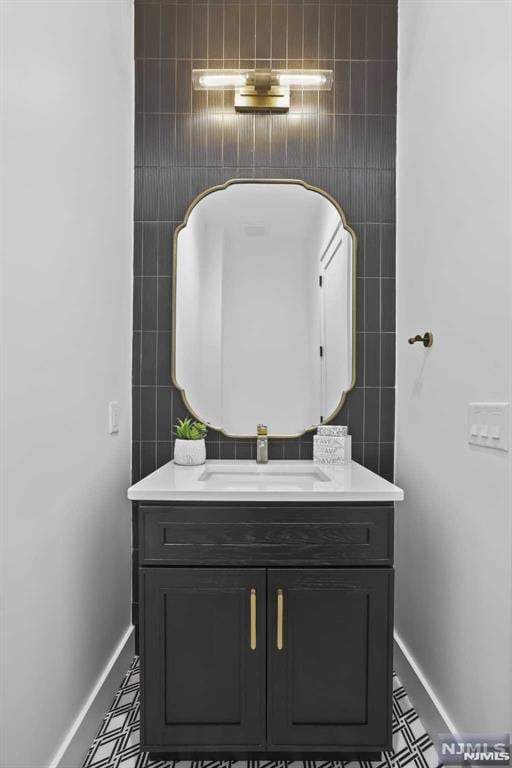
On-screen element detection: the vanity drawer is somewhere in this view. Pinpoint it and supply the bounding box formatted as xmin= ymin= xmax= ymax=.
xmin=139 ymin=504 xmax=394 ymax=566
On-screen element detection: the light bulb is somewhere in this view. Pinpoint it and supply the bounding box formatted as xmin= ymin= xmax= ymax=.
xmin=278 ymin=74 xmax=325 ymax=87
xmin=198 ymin=73 xmax=247 ymax=88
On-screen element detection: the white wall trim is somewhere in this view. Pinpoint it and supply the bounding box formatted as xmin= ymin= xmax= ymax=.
xmin=394 ymin=631 xmax=459 ymax=738
xmin=48 ymin=626 xmax=134 ymax=768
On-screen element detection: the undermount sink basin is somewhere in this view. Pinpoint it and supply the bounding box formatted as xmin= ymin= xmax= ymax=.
xmin=198 ymin=464 xmax=331 ymax=490
xmin=127 ymin=459 xmax=404 ymax=502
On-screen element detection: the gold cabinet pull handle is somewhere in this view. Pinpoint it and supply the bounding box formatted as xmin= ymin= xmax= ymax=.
xmin=250 ymin=588 xmax=257 ymax=650
xmin=277 ymin=588 xmax=284 ymax=650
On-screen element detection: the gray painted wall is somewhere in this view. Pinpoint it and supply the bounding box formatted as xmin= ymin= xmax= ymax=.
xmin=0 ymin=2 xmax=133 ymax=765
xmin=395 ymin=0 xmax=512 ymax=733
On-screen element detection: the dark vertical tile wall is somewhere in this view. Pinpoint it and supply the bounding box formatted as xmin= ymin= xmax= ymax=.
xmin=132 ymin=0 xmax=397 ymax=629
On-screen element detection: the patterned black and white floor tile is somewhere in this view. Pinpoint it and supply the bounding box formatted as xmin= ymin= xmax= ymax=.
xmin=82 ymin=657 xmax=441 ymax=768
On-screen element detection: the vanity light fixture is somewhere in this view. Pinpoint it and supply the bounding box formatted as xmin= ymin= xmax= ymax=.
xmin=192 ymin=68 xmax=333 ymax=113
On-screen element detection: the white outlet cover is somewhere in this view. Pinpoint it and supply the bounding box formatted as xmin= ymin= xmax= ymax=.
xmin=468 ymin=402 xmax=509 ymax=451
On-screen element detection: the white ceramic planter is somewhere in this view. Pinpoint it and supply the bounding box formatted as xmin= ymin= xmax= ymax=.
xmin=173 ymin=438 xmax=206 ymax=466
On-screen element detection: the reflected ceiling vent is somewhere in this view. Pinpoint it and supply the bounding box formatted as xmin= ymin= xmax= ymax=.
xmin=244 ymin=225 xmax=265 ymax=237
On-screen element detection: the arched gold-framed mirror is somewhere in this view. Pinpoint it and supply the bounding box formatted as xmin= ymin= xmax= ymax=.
xmin=172 ymin=178 xmax=356 ymax=438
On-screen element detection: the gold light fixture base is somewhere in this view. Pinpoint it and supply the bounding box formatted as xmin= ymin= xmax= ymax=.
xmin=235 ymin=86 xmax=290 ymax=113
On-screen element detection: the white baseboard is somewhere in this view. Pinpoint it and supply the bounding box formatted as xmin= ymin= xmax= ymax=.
xmin=48 ymin=625 xmax=134 ymax=768
xmin=394 ymin=630 xmax=459 ymax=741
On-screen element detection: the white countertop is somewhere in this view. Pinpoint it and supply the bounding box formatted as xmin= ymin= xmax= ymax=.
xmin=127 ymin=460 xmax=404 ymax=502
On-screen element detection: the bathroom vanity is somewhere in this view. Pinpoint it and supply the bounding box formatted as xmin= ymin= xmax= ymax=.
xmin=128 ymin=178 xmax=402 ymax=756
xmin=128 ymin=460 xmax=403 ymax=757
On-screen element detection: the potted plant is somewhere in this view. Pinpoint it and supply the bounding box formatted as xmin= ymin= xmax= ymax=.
xmin=173 ymin=417 xmax=207 ymax=466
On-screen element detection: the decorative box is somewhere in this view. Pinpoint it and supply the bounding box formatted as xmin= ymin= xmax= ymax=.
xmin=317 ymin=425 xmax=348 ymax=437
xmin=313 ymin=434 xmax=351 ymax=465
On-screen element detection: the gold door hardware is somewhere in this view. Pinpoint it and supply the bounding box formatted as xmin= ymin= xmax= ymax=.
xmin=250 ymin=589 xmax=257 ymax=650
xmin=408 ymin=331 xmax=433 ymax=348
xmin=277 ymin=589 xmax=284 ymax=650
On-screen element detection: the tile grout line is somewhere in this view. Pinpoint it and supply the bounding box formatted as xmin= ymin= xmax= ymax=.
xmin=133 ymin=0 xmax=397 ymax=475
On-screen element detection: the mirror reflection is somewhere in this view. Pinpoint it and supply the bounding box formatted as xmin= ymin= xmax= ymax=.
xmin=173 ymin=180 xmax=356 ymax=437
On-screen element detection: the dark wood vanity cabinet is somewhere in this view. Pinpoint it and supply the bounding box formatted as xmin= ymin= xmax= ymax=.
xmin=137 ymin=502 xmax=394 ymax=756
xmin=267 ymin=568 xmax=393 ymax=751
xmin=141 ymin=567 xmax=267 ymax=750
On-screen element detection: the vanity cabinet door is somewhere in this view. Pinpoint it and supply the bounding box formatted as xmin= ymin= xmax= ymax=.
xmin=267 ymin=568 xmax=393 ymax=751
xmin=140 ymin=568 xmax=266 ymax=751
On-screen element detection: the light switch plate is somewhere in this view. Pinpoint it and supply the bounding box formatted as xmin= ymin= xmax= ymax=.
xmin=468 ymin=402 xmax=509 ymax=451
xmin=109 ymin=401 xmax=119 ymax=434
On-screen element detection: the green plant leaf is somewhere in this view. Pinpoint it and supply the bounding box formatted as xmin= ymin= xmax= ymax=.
xmin=174 ymin=417 xmax=207 ymax=440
